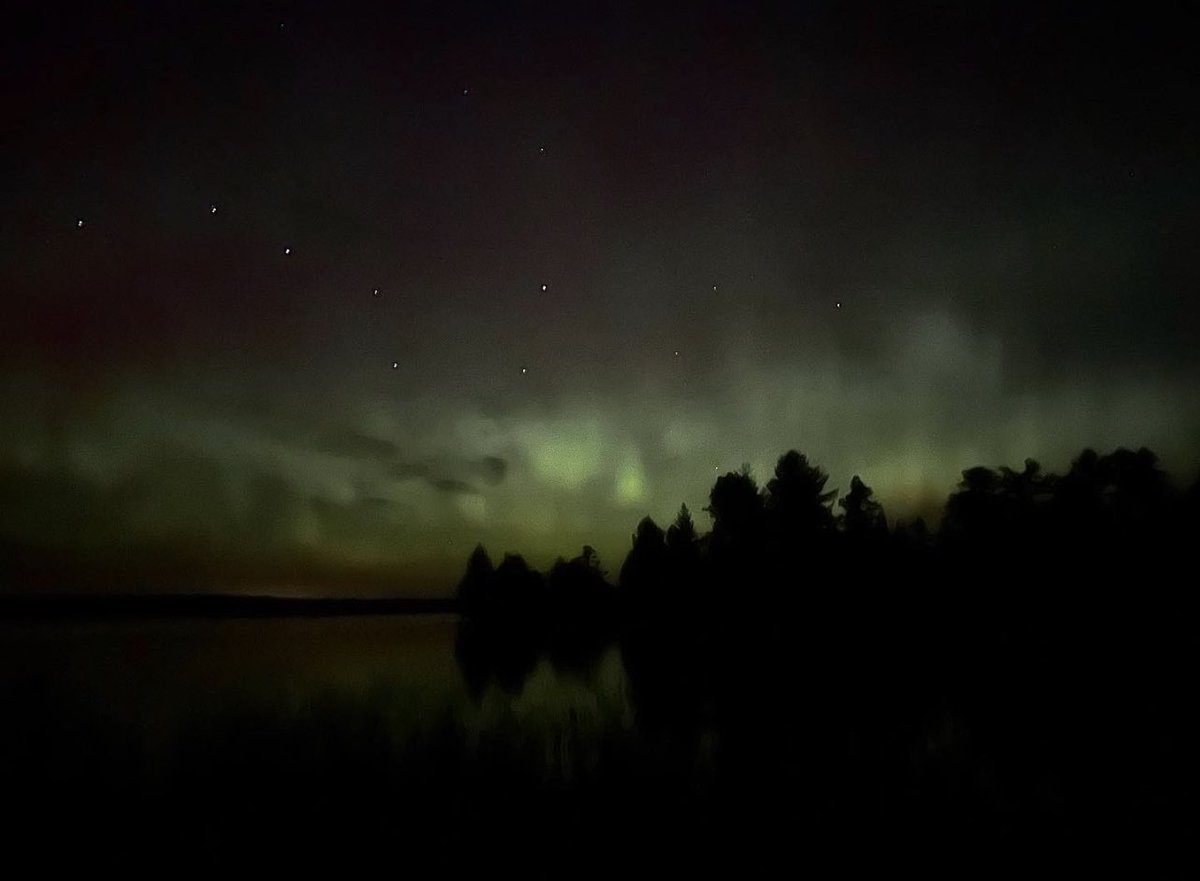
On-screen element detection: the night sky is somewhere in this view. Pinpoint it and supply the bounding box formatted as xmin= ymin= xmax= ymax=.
xmin=2 ymin=2 xmax=1197 ymax=594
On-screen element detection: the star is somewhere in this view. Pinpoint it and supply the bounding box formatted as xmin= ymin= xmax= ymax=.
xmin=712 ymin=284 xmax=718 ymax=291
xmin=538 ymin=146 xmax=545 ymax=154
xmin=674 ymin=350 xmax=680 ymax=357
xmin=76 ymin=219 xmax=84 ymax=228
xmin=462 ymin=88 xmax=469 ymax=96
xmin=540 ymin=284 xmax=547 ymax=292
xmin=284 ymin=247 xmax=291 ymax=255
xmin=520 ymin=367 xmax=527 ymax=375
xmin=210 ymin=204 xmax=218 ymax=214
xmin=391 ymin=361 xmax=399 ymax=369
xmin=836 ymin=301 xmax=842 ymax=309
xmin=373 ymin=288 xmax=380 ymax=297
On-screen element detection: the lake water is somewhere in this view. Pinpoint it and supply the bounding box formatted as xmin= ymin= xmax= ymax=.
xmin=0 ymin=610 xmax=1165 ymax=875
xmin=0 ymin=614 xmax=635 ymax=755
xmin=0 ymin=613 xmax=695 ymax=873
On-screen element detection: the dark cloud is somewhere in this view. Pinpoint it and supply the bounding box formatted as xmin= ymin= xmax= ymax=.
xmin=388 ymin=462 xmax=432 ymax=480
xmin=478 ymin=456 xmax=508 ymax=485
xmin=357 ymin=496 xmax=398 ymax=511
xmin=315 ymin=431 xmax=399 ymax=461
xmin=388 ymin=459 xmax=503 ymax=495
xmin=430 ymin=477 xmax=478 ymax=495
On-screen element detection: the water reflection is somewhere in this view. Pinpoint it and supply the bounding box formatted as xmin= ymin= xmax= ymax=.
xmin=0 ymin=614 xmax=643 ymax=754
xmin=0 ymin=609 xmax=1186 ymax=877
xmin=0 ymin=614 xmax=673 ymax=872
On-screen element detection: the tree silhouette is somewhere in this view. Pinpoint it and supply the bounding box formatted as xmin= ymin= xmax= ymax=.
xmin=941 ymin=465 xmax=1004 ymax=552
xmin=620 ymin=516 xmax=670 ymax=599
xmin=456 ymin=543 xmax=494 ymax=618
xmin=764 ymin=451 xmax=837 ymax=544
xmin=839 ymin=475 xmax=887 ymax=541
xmin=666 ymin=503 xmax=697 ymax=554
xmin=491 ymin=553 xmax=545 ymax=627
xmin=706 ymin=467 xmax=764 ymax=564
xmin=1098 ymin=447 xmax=1172 ymax=525
xmin=549 ymin=544 xmax=612 ymax=621
xmin=1054 ymin=447 xmax=1173 ymax=540
xmin=665 ymin=504 xmax=702 ymax=593
xmin=547 ymin=545 xmax=615 ymax=668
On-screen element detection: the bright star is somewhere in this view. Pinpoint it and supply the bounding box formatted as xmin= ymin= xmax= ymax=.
xmin=210 ymin=204 xmax=218 ymax=214
xmin=76 ymin=219 xmax=84 ymax=228
xmin=391 ymin=361 xmax=399 ymax=369
xmin=540 ymin=284 xmax=547 ymax=292
xmin=284 ymin=247 xmax=291 ymax=255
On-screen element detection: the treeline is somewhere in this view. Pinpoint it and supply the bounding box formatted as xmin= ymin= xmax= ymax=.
xmin=455 ymin=443 xmax=1200 ymax=731
xmin=458 ymin=445 xmax=1199 ymax=640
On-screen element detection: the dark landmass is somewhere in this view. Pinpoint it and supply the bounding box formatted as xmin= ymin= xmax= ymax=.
xmin=0 ymin=592 xmax=458 ymax=619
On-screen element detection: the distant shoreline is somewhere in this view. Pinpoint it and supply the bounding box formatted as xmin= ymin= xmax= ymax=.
xmin=0 ymin=594 xmax=460 ymax=620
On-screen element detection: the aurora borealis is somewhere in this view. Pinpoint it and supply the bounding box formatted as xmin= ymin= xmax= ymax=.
xmin=2 ymin=2 xmax=1197 ymax=593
